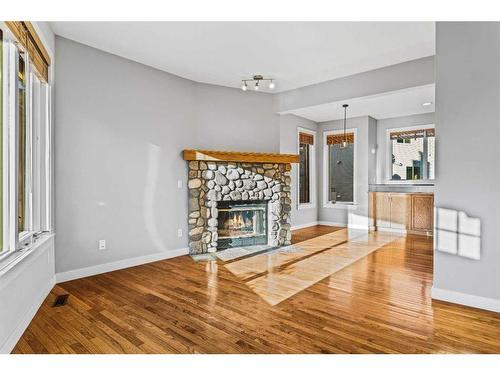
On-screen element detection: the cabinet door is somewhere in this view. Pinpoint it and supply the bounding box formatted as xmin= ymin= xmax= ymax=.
xmin=411 ymin=194 xmax=434 ymax=231
xmin=390 ymin=194 xmax=410 ymax=230
xmin=375 ymin=193 xmax=391 ymax=228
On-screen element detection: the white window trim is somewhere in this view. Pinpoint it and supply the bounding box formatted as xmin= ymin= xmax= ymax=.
xmin=385 ymin=123 xmax=435 ymax=184
xmin=0 ymin=25 xmax=52 ymax=262
xmin=323 ymin=128 xmax=358 ymax=209
xmin=297 ymin=127 xmax=316 ymax=210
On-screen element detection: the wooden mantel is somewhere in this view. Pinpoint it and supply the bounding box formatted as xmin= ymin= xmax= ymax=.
xmin=183 ymin=149 xmax=299 ymax=164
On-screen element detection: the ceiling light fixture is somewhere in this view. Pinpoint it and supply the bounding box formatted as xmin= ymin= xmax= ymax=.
xmin=422 ymin=102 xmax=433 ymax=107
xmin=241 ymin=75 xmax=275 ymax=91
xmin=341 ymin=104 xmax=349 ymax=148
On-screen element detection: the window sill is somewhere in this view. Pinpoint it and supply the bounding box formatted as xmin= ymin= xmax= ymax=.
xmin=0 ymin=232 xmax=54 ymax=278
xmin=323 ymin=202 xmax=357 ymax=209
xmin=384 ymin=180 xmax=435 ymax=186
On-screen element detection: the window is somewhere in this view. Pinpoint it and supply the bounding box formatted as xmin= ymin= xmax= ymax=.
xmin=17 ymin=53 xmax=27 ymax=232
xmin=324 ymin=130 xmax=356 ymax=205
xmin=298 ymin=130 xmax=315 ymax=205
xmin=0 ymin=28 xmax=3 ymax=251
xmin=1 ymin=23 xmax=52 ymax=257
xmin=388 ymin=126 xmax=435 ymax=181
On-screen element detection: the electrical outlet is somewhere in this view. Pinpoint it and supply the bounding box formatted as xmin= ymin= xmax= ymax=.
xmin=177 ymin=180 xmax=183 ymax=189
xmin=98 ymin=239 xmax=106 ymax=250
xmin=177 ymin=229 xmax=183 ymax=238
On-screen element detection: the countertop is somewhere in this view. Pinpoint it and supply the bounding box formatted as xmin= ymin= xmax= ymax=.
xmin=369 ymin=184 xmax=434 ymax=194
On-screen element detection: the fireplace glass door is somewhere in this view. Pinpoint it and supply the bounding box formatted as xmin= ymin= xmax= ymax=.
xmin=217 ymin=201 xmax=268 ymax=250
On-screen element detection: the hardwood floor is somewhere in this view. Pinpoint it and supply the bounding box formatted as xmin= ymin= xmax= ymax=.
xmin=13 ymin=226 xmax=500 ymax=354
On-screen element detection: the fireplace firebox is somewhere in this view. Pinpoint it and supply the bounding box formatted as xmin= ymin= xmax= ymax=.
xmin=217 ymin=200 xmax=268 ymax=250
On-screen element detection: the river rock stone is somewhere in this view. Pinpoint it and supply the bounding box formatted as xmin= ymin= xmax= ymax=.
xmin=256 ymin=181 xmax=267 ymax=190
xmin=206 ymin=190 xmax=221 ymax=201
xmin=227 ymin=169 xmax=240 ymax=180
xmin=243 ymin=180 xmax=256 ymax=190
xmin=188 ymin=178 xmax=202 ymax=189
xmin=202 ymin=170 xmax=214 ymax=180
xmin=215 ymin=171 xmax=228 ymax=186
xmin=189 ymin=198 xmax=199 ymax=211
xmin=230 ymin=191 xmax=242 ymax=200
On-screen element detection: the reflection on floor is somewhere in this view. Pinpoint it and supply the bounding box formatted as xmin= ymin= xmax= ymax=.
xmin=225 ymin=229 xmax=403 ymax=305
xmin=13 ymin=225 xmax=500 ymax=353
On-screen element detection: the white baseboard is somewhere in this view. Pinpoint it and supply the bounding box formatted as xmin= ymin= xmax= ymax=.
xmin=0 ymin=275 xmax=56 ymax=354
xmin=431 ymin=286 xmax=500 ymax=313
xmin=56 ymin=247 xmax=189 ymax=283
xmin=291 ymin=221 xmax=319 ymax=230
xmin=317 ymin=221 xmax=368 ymax=231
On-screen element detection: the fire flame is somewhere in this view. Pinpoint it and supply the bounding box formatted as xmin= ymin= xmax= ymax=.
xmin=226 ymin=212 xmax=251 ymax=231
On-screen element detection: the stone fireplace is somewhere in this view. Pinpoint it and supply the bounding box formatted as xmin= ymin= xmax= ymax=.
xmin=183 ymin=150 xmax=299 ymax=254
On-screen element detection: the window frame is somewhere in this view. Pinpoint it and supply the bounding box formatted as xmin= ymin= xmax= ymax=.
xmin=0 ymin=24 xmax=52 ymax=261
xmin=323 ymin=128 xmax=358 ymax=208
xmin=385 ymin=123 xmax=435 ymax=184
xmin=296 ymin=127 xmax=316 ymax=210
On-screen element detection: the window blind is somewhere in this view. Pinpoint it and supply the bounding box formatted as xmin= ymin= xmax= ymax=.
xmin=326 ymin=132 xmax=354 ymax=145
xmin=299 ymin=132 xmax=314 ymax=145
xmin=6 ymin=21 xmax=51 ymax=83
xmin=390 ymin=128 xmax=435 ymax=140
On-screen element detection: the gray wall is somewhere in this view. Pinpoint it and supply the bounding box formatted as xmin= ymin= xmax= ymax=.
xmin=55 ymin=37 xmax=279 ymax=273
xmin=279 ymin=114 xmax=318 ymax=228
xmin=376 ymin=112 xmax=435 ymax=184
xmin=434 ymin=22 xmax=500 ymax=301
xmin=317 ymin=116 xmax=374 ymax=228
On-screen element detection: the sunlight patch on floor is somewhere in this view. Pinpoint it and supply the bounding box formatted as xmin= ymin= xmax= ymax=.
xmin=224 ymin=229 xmax=403 ymax=305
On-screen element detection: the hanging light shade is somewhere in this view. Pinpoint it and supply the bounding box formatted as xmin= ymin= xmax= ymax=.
xmin=341 ymin=104 xmax=349 ymax=148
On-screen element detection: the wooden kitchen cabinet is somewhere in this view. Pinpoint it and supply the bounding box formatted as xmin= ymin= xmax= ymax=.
xmin=374 ymin=192 xmax=391 ymax=229
xmin=370 ymin=192 xmax=433 ymax=236
xmin=410 ymin=194 xmax=434 ymax=233
xmin=389 ymin=194 xmax=411 ymax=230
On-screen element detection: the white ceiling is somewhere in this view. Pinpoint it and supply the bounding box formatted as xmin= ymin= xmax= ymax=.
xmin=50 ymin=22 xmax=435 ymax=92
xmin=288 ymin=84 xmax=435 ymax=122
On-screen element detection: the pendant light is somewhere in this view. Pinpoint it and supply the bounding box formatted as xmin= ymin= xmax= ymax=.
xmin=341 ymin=104 xmax=349 ymax=148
